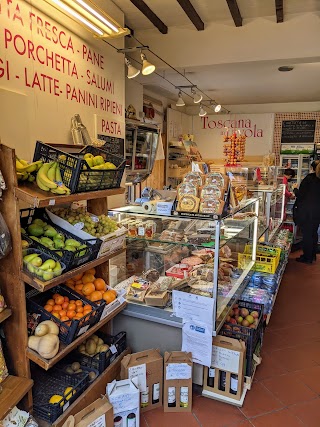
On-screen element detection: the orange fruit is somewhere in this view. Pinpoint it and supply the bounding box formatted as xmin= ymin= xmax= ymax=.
xmin=44 ymin=304 xmax=53 ymax=312
xmin=66 ymin=283 xmax=75 ymax=290
xmin=75 ymin=300 xmax=83 ymax=306
xmin=102 ymin=290 xmax=116 ymax=304
xmin=55 ymin=295 xmax=64 ymax=305
xmin=94 ymin=278 xmax=106 ymax=291
xmin=75 ymin=284 xmax=83 ymax=293
xmin=66 ymin=310 xmax=76 ymax=319
xmin=52 ymin=293 xmax=61 ymax=300
xmin=74 ymin=313 xmax=83 ymax=320
xmin=62 ymin=302 xmax=69 ymax=310
xmin=82 ymin=283 xmax=95 ymax=296
xmin=47 ymin=299 xmax=55 ymax=306
xmin=65 ymin=281 xmax=75 ymax=287
xmin=52 ymin=311 xmax=60 ymax=319
xmin=82 ymin=274 xmax=95 ymax=285
xmin=83 ymin=309 xmax=92 ymax=317
xmin=53 ymin=304 xmax=62 ymax=312
xmin=60 ymin=316 xmax=69 ymax=322
xmin=90 ymin=291 xmax=103 ymax=302
xmin=69 ymin=300 xmax=76 ymax=305
xmin=64 ymin=296 xmax=69 ymax=302
xmin=73 ymin=273 xmax=83 ymax=281
xmin=108 ymin=289 xmax=117 ymax=297
xmin=68 ymin=303 xmax=76 ymax=311
xmin=75 ymin=280 xmax=83 ymax=285
xmin=85 ymin=268 xmax=96 ymax=275
xmin=83 ymin=305 xmax=92 ymax=312
xmin=59 ymin=310 xmax=67 ymax=317
xmin=76 ymin=306 xmax=84 ymax=313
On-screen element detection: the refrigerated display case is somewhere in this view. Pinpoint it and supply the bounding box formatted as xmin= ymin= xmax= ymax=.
xmin=108 ymin=198 xmax=260 ymax=353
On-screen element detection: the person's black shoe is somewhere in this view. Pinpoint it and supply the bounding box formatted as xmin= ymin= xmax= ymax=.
xmin=296 ymin=256 xmax=313 ymax=264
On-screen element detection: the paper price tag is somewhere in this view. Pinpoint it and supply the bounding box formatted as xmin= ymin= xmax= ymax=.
xmin=100 ymin=305 xmax=109 ymax=320
xmin=88 ymin=414 xmax=106 ymax=427
xmin=63 ymin=401 xmax=70 ymax=412
xmin=110 ymin=344 xmax=117 ymax=354
xmin=166 ymin=363 xmax=192 ymax=380
xmin=156 ymin=202 xmax=173 ymax=216
xmin=91 ymin=215 xmax=99 ymax=223
xmin=49 ymin=199 xmax=56 ymax=206
xmin=77 ymin=325 xmax=89 ymax=336
xmin=74 ymin=222 xmax=84 ymax=230
xmin=128 ymin=364 xmax=147 ymax=392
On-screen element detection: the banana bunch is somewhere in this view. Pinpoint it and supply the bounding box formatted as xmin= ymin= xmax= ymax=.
xmin=36 ymin=162 xmax=71 ymax=195
xmin=16 ymin=157 xmax=43 ymax=182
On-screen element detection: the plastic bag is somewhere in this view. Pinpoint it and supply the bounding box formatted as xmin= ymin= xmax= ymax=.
xmin=0 ymin=212 xmax=12 ymax=259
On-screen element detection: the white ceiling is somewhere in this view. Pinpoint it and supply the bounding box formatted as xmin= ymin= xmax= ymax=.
xmin=111 ymin=0 xmax=320 ymax=106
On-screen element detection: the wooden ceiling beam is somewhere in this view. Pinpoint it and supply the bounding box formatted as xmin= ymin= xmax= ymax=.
xmin=226 ymin=0 xmax=242 ymax=27
xmin=130 ymin=0 xmax=168 ymax=34
xmin=176 ymin=0 xmax=204 ymax=31
xmin=275 ymin=0 xmax=284 ymax=23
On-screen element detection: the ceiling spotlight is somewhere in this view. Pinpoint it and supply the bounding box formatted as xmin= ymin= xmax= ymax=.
xmin=278 ymin=66 xmax=294 ymax=72
xmin=213 ymin=104 xmax=221 ymax=113
xmin=199 ymin=105 xmax=207 ymax=117
xmin=141 ymin=52 xmax=155 ymax=75
xmin=191 ymin=88 xmax=203 ymax=104
xmin=125 ymin=58 xmax=140 ymax=79
xmin=176 ymin=91 xmax=185 ymax=107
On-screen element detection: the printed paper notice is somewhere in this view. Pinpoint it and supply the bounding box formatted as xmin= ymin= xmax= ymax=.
xmin=166 ymin=363 xmax=192 ymax=380
xmin=88 ymin=414 xmax=106 ymax=427
xmin=211 ymin=346 xmax=240 ymax=373
xmin=172 ymin=290 xmax=215 ymax=324
xmin=128 ymin=364 xmax=147 ymax=392
xmin=182 ymin=320 xmax=213 ymax=367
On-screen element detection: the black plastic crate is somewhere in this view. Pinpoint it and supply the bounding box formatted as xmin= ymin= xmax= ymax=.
xmin=26 ymin=286 xmax=106 ymax=345
xmin=55 ymin=359 xmax=100 ymax=384
xmin=32 ymin=365 xmax=89 ymax=423
xmin=20 ymin=208 xmax=99 ymax=270
xmin=33 ymin=141 xmax=125 ymax=193
xmin=75 ymin=331 xmax=126 ymax=373
xmin=219 ymin=300 xmax=264 ymax=377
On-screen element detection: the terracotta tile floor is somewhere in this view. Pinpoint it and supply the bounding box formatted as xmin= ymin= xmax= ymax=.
xmin=141 ymin=252 xmax=320 ymax=426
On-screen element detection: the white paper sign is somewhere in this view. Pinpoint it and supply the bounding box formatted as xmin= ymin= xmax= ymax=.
xmin=211 ymin=345 xmax=240 ymax=373
xmin=88 ymin=414 xmax=106 ymax=427
xmin=166 ymin=363 xmax=192 ymax=380
xmin=182 ymin=320 xmax=213 ymax=367
xmin=156 ymin=202 xmax=173 ymax=216
xmin=77 ymin=325 xmax=89 ymax=336
xmin=128 ymin=364 xmax=147 ymax=392
xmin=172 ymin=290 xmax=215 ymax=324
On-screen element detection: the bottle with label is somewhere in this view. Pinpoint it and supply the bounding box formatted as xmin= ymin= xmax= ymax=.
xmin=168 ymin=386 xmax=176 ymax=407
xmin=127 ymin=412 xmax=136 ymax=427
xmin=152 ymin=382 xmax=160 ymax=404
xmin=114 ymin=415 xmax=123 ymax=427
xmin=180 ymin=386 xmax=189 ymax=408
xmin=219 ymin=371 xmax=226 ymax=391
xmin=141 ymin=386 xmax=149 ymax=408
xmin=230 ymin=374 xmax=238 ymax=395
xmin=207 ymin=367 xmax=215 ymax=387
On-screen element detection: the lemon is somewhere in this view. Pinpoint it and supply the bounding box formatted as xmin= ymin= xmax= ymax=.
xmin=49 ymin=395 xmax=63 ymax=406
xmin=64 ymin=387 xmax=75 ymax=401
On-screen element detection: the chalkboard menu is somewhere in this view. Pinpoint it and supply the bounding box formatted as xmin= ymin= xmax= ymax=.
xmin=281 ymin=120 xmax=316 ymax=143
xmin=97 ymin=135 xmax=124 ymax=157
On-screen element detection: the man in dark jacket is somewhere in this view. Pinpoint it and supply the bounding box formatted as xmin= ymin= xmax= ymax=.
xmin=293 ymin=161 xmax=320 ymax=264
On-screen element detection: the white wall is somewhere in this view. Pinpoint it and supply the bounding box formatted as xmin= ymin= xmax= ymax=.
xmin=125 ymin=78 xmax=143 ymax=119
xmin=0 ymin=0 xmax=125 ymax=160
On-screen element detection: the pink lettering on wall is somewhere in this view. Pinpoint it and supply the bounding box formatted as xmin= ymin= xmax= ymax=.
xmin=201 ymin=116 xmax=264 ymax=138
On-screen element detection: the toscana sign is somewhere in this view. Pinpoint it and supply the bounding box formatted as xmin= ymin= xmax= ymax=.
xmin=201 ymin=116 xmax=264 ymax=138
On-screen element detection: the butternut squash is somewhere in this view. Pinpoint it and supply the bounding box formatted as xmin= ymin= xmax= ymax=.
xmin=28 ymin=333 xmax=60 ymax=359
xmin=35 ymin=320 xmax=59 ymax=337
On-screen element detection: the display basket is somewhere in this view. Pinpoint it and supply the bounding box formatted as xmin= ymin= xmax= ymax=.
xmin=238 ymin=244 xmax=281 ymax=274
xmin=23 ymin=249 xmax=66 ymax=281
xmin=219 ymin=300 xmax=264 ymax=377
xmin=26 ymin=285 xmax=106 ymax=345
xmin=33 ymin=141 xmax=125 ymax=193
xmin=75 ymin=331 xmax=126 ymax=374
xmin=21 ymin=208 xmax=99 ymax=270
xmin=32 ymin=366 xmax=89 ymax=423
xmin=55 ymin=360 xmax=100 ymax=384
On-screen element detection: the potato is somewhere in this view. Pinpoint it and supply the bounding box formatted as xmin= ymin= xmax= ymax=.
xmin=99 ymin=344 xmax=110 ymax=353
xmin=78 ymin=344 xmax=85 ymax=353
xmin=96 ymin=345 xmax=102 ymax=353
xmin=74 ymin=369 xmax=83 ymax=374
xmin=91 ymin=335 xmax=99 ymax=344
xmin=89 ymin=371 xmax=97 ymax=381
xmin=97 ymin=338 xmax=104 ymax=346
xmin=71 ymin=362 xmax=81 ymax=372
xmin=86 ymin=338 xmax=97 ymax=355
xmin=65 ymin=366 xmax=74 ymax=375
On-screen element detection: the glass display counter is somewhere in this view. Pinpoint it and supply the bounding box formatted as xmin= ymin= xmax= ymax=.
xmin=109 ymin=198 xmax=260 ymax=338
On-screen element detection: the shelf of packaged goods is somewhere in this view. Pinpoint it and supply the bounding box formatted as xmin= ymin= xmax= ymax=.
xmin=20 ymin=248 xmax=126 ymax=292
xmin=15 ymin=185 xmax=125 ymax=208
xmin=0 ymin=308 xmax=12 ymax=323
xmin=0 ymin=375 xmax=33 ymax=419
xmin=50 ymin=347 xmax=130 ymax=427
xmin=26 ymin=301 xmax=127 ymax=370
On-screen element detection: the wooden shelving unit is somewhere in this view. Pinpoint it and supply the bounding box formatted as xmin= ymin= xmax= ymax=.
xmin=0 ymin=375 xmax=33 ymax=419
xmin=0 ymin=144 xmax=128 ymax=419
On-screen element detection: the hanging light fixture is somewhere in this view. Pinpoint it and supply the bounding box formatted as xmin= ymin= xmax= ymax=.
xmin=125 ymin=58 xmax=140 ymax=79
xmin=176 ymin=91 xmax=185 ymax=107
xmin=43 ymin=0 xmax=129 ymax=38
xmin=191 ymin=88 xmax=203 ymax=104
xmin=199 ymin=105 xmax=207 ymax=117
xmin=214 ymin=104 xmax=222 ymax=113
xmin=141 ymin=52 xmax=156 ymax=75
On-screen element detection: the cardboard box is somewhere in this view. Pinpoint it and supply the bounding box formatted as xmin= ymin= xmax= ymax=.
xmin=107 ymin=379 xmax=140 ymax=427
xmin=163 ymin=351 xmax=193 ymax=413
xmin=203 ymin=336 xmax=246 ymax=401
xmin=144 ymin=289 xmax=169 ymax=307
xmin=121 ymin=349 xmax=163 ymax=413
xmin=61 ymin=396 xmax=113 ymax=427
